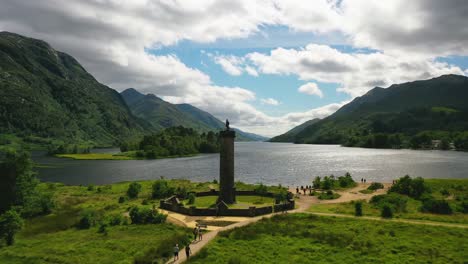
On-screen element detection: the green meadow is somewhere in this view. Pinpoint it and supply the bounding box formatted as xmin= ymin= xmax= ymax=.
xmin=188 ymin=214 xmax=468 ymax=264
xmin=309 ymin=179 xmax=468 ymax=224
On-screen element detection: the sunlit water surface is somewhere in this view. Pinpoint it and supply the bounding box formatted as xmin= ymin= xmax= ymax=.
xmin=34 ymin=142 xmax=468 ymax=186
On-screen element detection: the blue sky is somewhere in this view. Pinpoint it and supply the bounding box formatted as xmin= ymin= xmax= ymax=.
xmin=3 ymin=1 xmax=466 ymax=136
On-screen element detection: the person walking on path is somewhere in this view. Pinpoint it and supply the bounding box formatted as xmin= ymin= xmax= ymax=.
xmin=185 ymin=244 xmax=192 ymax=259
xmin=173 ymin=244 xmax=179 ymax=261
xmin=198 ymin=226 xmax=203 ymax=241
xmin=192 ymin=227 xmax=198 ymax=242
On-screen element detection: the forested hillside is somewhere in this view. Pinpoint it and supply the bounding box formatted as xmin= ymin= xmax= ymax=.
xmin=271 ymin=75 xmax=468 ymax=150
xmin=0 ymin=32 xmax=148 ymax=147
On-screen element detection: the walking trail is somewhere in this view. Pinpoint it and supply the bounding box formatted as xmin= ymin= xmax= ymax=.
xmin=165 ymin=183 xmax=467 ymax=264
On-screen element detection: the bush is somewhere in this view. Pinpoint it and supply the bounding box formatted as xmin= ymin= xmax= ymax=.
xmin=355 ymin=201 xmax=363 ymax=216
xmin=87 ymin=185 xmax=95 ymax=191
xmin=118 ymin=196 xmax=127 ymax=203
xmin=370 ymin=193 xmax=408 ymax=213
xmin=457 ymin=200 xmax=468 ymax=214
xmin=129 ymin=206 xmax=167 ymax=224
xmin=98 ymin=223 xmax=108 ymax=235
xmin=318 ymin=190 xmax=340 ymax=200
xmin=107 ymin=214 xmax=124 ymax=226
xmin=381 ymin=204 xmax=393 ymax=218
xmin=368 ymin=182 xmax=384 ymax=191
xmin=440 ymin=189 xmax=450 ymax=196
xmin=254 ymin=183 xmax=268 ymax=195
xmin=0 ymin=209 xmax=24 ymax=246
xmin=175 ymin=186 xmax=188 ymax=199
xmin=187 ymin=193 xmax=196 ymax=205
xmin=77 ymin=213 xmax=95 ymax=229
xmin=322 ymin=176 xmax=333 ymax=190
xmin=389 ymin=175 xmax=430 ymax=199
xmin=312 ymin=176 xmax=321 ymax=189
xmin=337 ymin=172 xmax=356 ymax=188
xmin=421 ymin=198 xmax=453 ymax=214
xmin=152 ymin=180 xmax=174 ymax=199
xmin=127 ymin=182 xmax=142 ymax=199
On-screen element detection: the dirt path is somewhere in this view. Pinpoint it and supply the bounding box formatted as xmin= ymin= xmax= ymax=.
xmin=165 ymin=183 xmax=466 ymax=263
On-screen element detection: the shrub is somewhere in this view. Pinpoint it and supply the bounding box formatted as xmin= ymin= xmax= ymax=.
xmin=87 ymin=185 xmax=95 ymax=191
xmin=107 ymin=214 xmax=124 ymax=226
xmin=127 ymin=182 xmax=142 ymax=199
xmin=421 ymin=198 xmax=453 ymax=214
xmin=370 ymin=193 xmax=408 ymax=213
xmin=318 ymin=190 xmax=340 ymax=200
xmin=152 ymin=180 xmax=174 ymax=199
xmin=0 ymin=209 xmax=24 ymax=246
xmin=78 ymin=212 xmax=95 ymax=229
xmin=118 ymin=196 xmax=127 ymax=203
xmin=187 ymin=193 xmax=196 ymax=205
xmin=175 ymin=186 xmax=188 ymax=199
xmin=389 ymin=175 xmax=430 ymax=199
xmin=98 ymin=223 xmax=108 ymax=235
xmin=129 ymin=206 xmax=167 ymax=224
xmin=355 ymin=201 xmax=363 ymax=216
xmin=322 ymin=176 xmax=333 ymax=190
xmin=457 ymin=200 xmax=468 ymax=214
xmin=381 ymin=204 xmax=393 ymax=218
xmin=338 ymin=172 xmax=356 ymax=188
xmin=141 ymin=199 xmax=149 ymax=205
xmin=368 ymin=182 xmax=384 ymax=191
xmin=312 ymin=176 xmax=321 ymax=189
xmin=440 ymin=189 xmax=450 ymax=196
xmin=254 ymin=183 xmax=268 ymax=195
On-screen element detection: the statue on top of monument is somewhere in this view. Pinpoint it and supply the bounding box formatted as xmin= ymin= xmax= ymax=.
xmin=225 ymin=119 xmax=230 ymax=130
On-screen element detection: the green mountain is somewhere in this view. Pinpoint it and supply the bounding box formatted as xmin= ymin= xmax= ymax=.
xmin=121 ymin=88 xmax=269 ymax=141
xmin=270 ymin=118 xmax=320 ymax=142
xmin=0 ymin=32 xmax=149 ymax=147
xmin=271 ymin=74 xmax=468 ymax=149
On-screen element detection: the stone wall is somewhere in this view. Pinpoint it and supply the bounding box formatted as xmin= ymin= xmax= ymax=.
xmin=160 ymin=194 xmax=294 ymax=217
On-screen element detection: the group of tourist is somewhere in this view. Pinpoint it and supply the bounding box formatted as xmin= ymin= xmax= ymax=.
xmin=296 ymin=185 xmax=313 ymax=195
xmin=360 ymin=178 xmax=367 ymax=183
xmin=173 ymin=225 xmax=204 ymax=261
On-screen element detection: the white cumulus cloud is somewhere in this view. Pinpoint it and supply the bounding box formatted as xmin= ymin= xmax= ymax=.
xmin=298 ymin=83 xmax=324 ymax=98
xmin=260 ymin=98 xmax=281 ymax=106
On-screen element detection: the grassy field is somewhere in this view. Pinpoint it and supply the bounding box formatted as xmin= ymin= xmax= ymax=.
xmin=309 ymin=179 xmax=468 ymax=224
xmin=188 ymin=214 xmax=468 ymax=264
xmin=185 ymin=195 xmax=275 ymax=209
xmin=0 ymin=180 xmax=201 ymax=263
xmin=0 ymin=179 xmax=285 ymax=263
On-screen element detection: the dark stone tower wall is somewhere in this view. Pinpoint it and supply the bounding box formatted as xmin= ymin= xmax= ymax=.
xmin=219 ymin=130 xmax=236 ymax=203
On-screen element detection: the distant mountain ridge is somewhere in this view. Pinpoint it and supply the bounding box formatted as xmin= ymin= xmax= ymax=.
xmin=270 ymin=119 xmax=320 ymax=142
xmin=0 ymin=31 xmax=148 ymax=146
xmin=271 ymin=74 xmax=468 ymax=148
xmin=120 ymin=88 xmax=269 ymax=141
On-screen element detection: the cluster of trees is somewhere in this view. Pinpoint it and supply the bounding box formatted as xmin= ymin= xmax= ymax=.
xmin=0 ymin=150 xmax=54 ymax=245
xmin=129 ymin=206 xmax=166 ymax=224
xmin=344 ymin=130 xmax=468 ymax=150
xmin=47 ymin=143 xmax=92 ymax=155
xmin=120 ymin=126 xmax=220 ymax=159
xmin=312 ymin=172 xmax=356 ymax=190
xmin=370 ymin=175 xmax=464 ymax=216
xmin=296 ymin=106 xmax=468 ymax=151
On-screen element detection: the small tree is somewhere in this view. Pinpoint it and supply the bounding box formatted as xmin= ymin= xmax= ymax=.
xmin=355 ymin=201 xmax=363 ymax=216
xmin=0 ymin=209 xmax=24 ymax=246
xmin=312 ymin=176 xmax=321 ymax=189
xmin=381 ymin=204 xmax=393 ymax=218
xmin=322 ymin=176 xmax=333 ymax=190
xmin=127 ymin=182 xmax=142 ymax=199
xmin=187 ymin=193 xmax=196 ymax=205
xmin=152 ymin=180 xmax=174 ymax=199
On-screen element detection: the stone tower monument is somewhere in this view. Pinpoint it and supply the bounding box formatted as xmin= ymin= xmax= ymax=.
xmin=219 ymin=119 xmax=236 ymax=204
